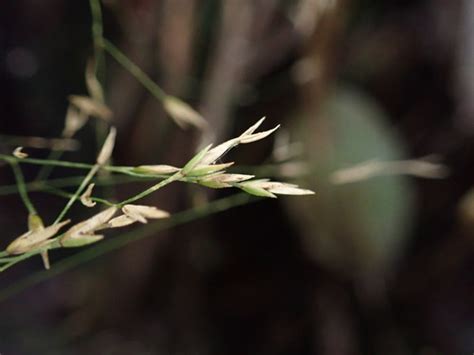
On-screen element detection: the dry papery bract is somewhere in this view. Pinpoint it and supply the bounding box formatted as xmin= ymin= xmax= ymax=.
xmin=58 ymin=204 xmax=170 ymax=248
xmin=96 ymin=126 xmax=117 ymax=165
xmin=13 ymin=146 xmax=28 ymax=159
xmin=162 ymin=95 xmax=208 ymax=129
xmin=121 ymin=204 xmax=170 ymax=224
xmin=197 ymin=117 xmax=280 ymax=166
xmin=69 ymin=95 xmax=112 ymax=121
xmin=6 ymin=219 xmax=70 ymax=255
xmin=62 ymin=94 xmax=113 ymax=138
xmin=80 ymin=183 xmax=97 ymax=207
xmin=60 ymin=206 xmax=118 ymax=244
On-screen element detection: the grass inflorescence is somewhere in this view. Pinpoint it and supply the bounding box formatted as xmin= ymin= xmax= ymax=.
xmin=0 ymin=0 xmax=314 ymax=275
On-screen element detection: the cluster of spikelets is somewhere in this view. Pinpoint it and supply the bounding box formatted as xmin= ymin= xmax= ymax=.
xmin=134 ymin=117 xmax=315 ymax=197
xmin=3 ymin=117 xmax=313 ymax=269
xmin=0 ymin=0 xmax=313 ymax=273
xmin=6 ymin=205 xmax=168 ymax=255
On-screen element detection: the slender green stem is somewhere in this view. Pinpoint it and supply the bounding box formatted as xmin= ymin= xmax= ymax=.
xmin=0 ymin=154 xmax=95 ymax=170
xmin=54 ymin=164 xmax=99 ymax=224
xmin=0 ymin=153 xmax=174 ymax=180
xmin=44 ymin=186 xmax=115 ymax=206
xmin=117 ymin=172 xmax=182 ymax=206
xmin=0 ymin=258 xmax=17 ymax=263
xmin=0 ymin=252 xmax=35 ymax=272
xmin=89 ymin=0 xmax=109 ymax=160
xmin=9 ymin=161 xmax=37 ymax=215
xmin=0 ymin=174 xmax=159 ymax=197
xmin=102 ymin=38 xmax=167 ymax=101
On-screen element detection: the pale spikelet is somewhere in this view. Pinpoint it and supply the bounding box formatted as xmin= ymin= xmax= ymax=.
xmin=13 ymin=146 xmax=28 ymax=159
xmin=198 ymin=173 xmax=255 ymax=189
xmin=198 ymin=139 xmax=239 ymax=166
xmin=69 ymin=95 xmax=112 ymax=120
xmin=218 ymin=173 xmax=254 ymax=183
xmin=135 ymin=165 xmax=181 ymax=175
xmin=187 ymin=162 xmax=234 ymax=177
xmin=266 ymin=183 xmax=314 ymax=195
xmin=205 ymin=173 xmax=254 ymax=184
xmin=199 ymin=117 xmax=279 ymax=165
xmin=239 ymin=125 xmax=280 ymax=144
xmin=6 ymin=220 xmax=70 ymax=255
xmin=238 ymin=180 xmax=314 ymax=197
xmin=197 ymin=178 xmax=232 ymax=189
xmin=162 ymin=95 xmax=207 ymax=129
xmin=122 ymin=204 xmax=170 ymax=224
xmin=107 ymin=214 xmax=137 ymax=228
xmin=241 ymin=116 xmax=266 ymax=136
xmin=80 ymin=183 xmax=96 ymax=207
xmin=96 ymin=127 xmax=116 ymax=165
xmin=62 ymin=105 xmax=89 ymax=138
xmin=61 ymin=207 xmax=118 ymax=243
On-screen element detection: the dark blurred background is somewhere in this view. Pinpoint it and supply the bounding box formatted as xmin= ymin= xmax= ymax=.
xmin=1 ymin=0 xmax=474 ymax=354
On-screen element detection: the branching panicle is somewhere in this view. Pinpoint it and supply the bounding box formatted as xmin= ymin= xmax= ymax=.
xmin=0 ymin=2 xmax=314 ymax=274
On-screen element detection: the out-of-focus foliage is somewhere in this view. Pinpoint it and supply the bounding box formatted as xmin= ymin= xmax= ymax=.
xmin=290 ymin=86 xmax=414 ymax=280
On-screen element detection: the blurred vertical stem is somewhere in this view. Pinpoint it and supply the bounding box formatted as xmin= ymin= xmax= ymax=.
xmin=89 ymin=0 xmax=108 ymax=145
xmin=35 ymin=0 xmax=107 ymax=182
xmin=10 ymin=161 xmax=37 ymax=215
xmin=89 ymin=0 xmax=116 ymax=203
xmin=101 ymin=38 xmax=167 ymax=101
xmin=90 ymin=0 xmax=105 ymax=82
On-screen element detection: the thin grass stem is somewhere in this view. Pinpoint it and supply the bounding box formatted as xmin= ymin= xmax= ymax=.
xmin=44 ymin=186 xmax=116 ymax=206
xmin=54 ymin=165 xmax=100 ymax=224
xmin=117 ymin=172 xmax=182 ymax=206
xmin=102 ymin=38 xmax=167 ymax=101
xmin=9 ymin=161 xmax=37 ymax=215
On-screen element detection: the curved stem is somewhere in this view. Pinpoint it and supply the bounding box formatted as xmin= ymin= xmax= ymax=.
xmin=44 ymin=186 xmax=115 ymax=206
